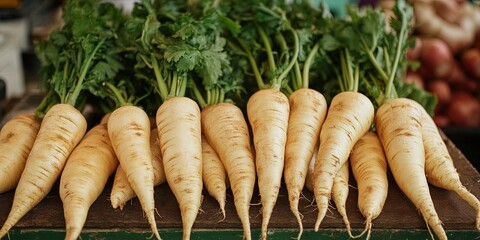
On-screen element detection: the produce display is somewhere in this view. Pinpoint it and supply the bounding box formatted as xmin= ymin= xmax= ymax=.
xmin=384 ymin=0 xmax=480 ymax=128
xmin=0 ymin=0 xmax=479 ymax=240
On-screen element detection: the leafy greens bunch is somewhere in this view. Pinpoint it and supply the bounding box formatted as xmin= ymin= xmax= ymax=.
xmin=123 ymin=0 xmax=247 ymax=110
xmin=34 ymin=0 xmax=129 ymax=118
xmin=35 ymin=0 xmax=437 ymax=117
xmin=311 ymin=0 xmax=436 ymax=114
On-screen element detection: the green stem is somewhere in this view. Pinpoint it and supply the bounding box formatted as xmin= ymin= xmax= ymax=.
xmin=105 ymin=82 xmax=127 ymax=106
xmin=158 ymin=10 xmax=177 ymax=21
xmin=283 ymin=84 xmax=293 ymax=96
xmin=275 ymin=28 xmax=299 ymax=88
xmin=383 ymin=47 xmax=392 ymax=77
xmin=276 ymin=32 xmax=290 ymax=65
xmin=302 ymin=41 xmax=320 ymax=89
xmin=367 ymin=72 xmax=385 ymax=107
xmin=289 ymin=68 xmax=298 ymax=91
xmin=337 ymin=70 xmax=345 ymax=93
xmin=177 ymin=72 xmax=188 ymax=97
xmin=362 ymin=39 xmax=389 ymax=82
xmin=212 ymin=0 xmax=220 ymax=8
xmin=143 ymin=0 xmax=155 ymax=16
xmin=152 ymin=57 xmax=169 ymax=100
xmin=293 ymin=61 xmax=302 ymax=91
xmin=257 ymin=24 xmax=277 ymax=72
xmin=226 ymin=40 xmax=247 ymax=57
xmin=169 ymin=71 xmax=178 ymax=97
xmin=277 ymin=32 xmax=301 ymax=91
xmin=218 ymin=88 xmax=224 ymax=103
xmin=353 ymin=64 xmax=359 ymax=92
xmin=385 ymin=21 xmax=407 ymax=101
xmin=237 ymin=38 xmax=266 ymax=89
xmin=206 ymin=89 xmax=211 ymax=106
xmin=140 ymin=54 xmax=153 ymax=69
xmin=340 ymin=49 xmax=348 ymax=92
xmin=345 ymin=49 xmax=354 ymax=91
xmin=214 ymin=87 xmax=221 ymax=105
xmin=209 ymin=87 xmax=216 ymax=106
xmin=67 ymin=37 xmax=106 ymax=106
xmin=191 ymin=81 xmax=207 ymax=108
xmin=61 ymin=59 xmax=70 ymax=101
xmin=34 ymin=90 xmax=57 ymax=119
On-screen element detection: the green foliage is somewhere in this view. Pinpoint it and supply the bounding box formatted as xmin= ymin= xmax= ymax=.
xmin=34 ymin=0 xmax=128 ymax=118
xmin=34 ymin=0 xmax=437 ymax=116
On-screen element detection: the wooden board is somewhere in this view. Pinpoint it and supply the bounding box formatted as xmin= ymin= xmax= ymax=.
xmin=0 ymin=93 xmax=479 ymax=237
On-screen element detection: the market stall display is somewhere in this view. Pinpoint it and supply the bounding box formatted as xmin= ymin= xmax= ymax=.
xmin=0 ymin=0 xmax=479 ymax=240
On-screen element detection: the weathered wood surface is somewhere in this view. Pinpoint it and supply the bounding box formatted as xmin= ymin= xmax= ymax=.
xmin=0 ymin=93 xmax=479 ymax=234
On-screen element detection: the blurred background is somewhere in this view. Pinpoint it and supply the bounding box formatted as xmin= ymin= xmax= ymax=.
xmin=0 ymin=0 xmax=478 ymax=169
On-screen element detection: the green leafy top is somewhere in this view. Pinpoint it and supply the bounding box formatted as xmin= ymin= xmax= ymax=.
xmin=34 ymin=0 xmax=128 ymax=118
xmin=35 ymin=0 xmax=437 ymax=116
xmin=221 ymin=0 xmax=299 ymax=92
xmin=309 ymin=0 xmax=436 ymax=114
xmin=282 ymin=0 xmax=333 ymax=94
xmin=127 ymin=0 xmax=236 ymax=107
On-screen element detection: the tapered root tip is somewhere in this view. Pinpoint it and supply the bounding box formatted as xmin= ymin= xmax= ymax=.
xmin=64 ymin=228 xmax=82 ymax=240
xmin=0 ymin=222 xmax=12 ymax=239
xmin=154 ymin=231 xmax=162 ymax=240
xmin=294 ymin=211 xmax=303 ymax=240
xmin=476 ymin=210 xmax=480 ymax=230
xmin=111 ymin=200 xmax=120 ymax=210
xmin=350 ymin=217 xmax=371 ymax=239
xmin=365 ymin=221 xmax=372 ymax=240
xmin=146 ymin=211 xmax=162 ymax=240
xmin=289 ymin=197 xmax=304 ymax=240
xmin=0 ymin=228 xmax=8 ymax=239
xmin=455 ymin=186 xmax=480 ymax=230
xmin=260 ymin=200 xmax=275 ymax=240
xmin=260 ymin=231 xmax=267 ymax=240
xmin=343 ymin=216 xmax=353 ymax=238
xmin=110 ymin=195 xmax=127 ymax=210
xmin=314 ymin=209 xmax=327 ymax=231
xmin=220 ymin=201 xmax=226 ymax=221
xmin=110 ymin=196 xmax=118 ymax=207
xmin=243 ymin=228 xmax=252 ymax=240
xmin=260 ymin=218 xmax=270 ymax=240
xmin=235 ymin=201 xmax=252 ymax=240
xmin=314 ymin=196 xmax=328 ymax=231
xmin=182 ymin=230 xmax=191 ymax=240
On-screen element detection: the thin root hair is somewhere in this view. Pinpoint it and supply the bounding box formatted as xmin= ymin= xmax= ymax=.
xmin=298 ymin=211 xmax=305 ymax=221
xmin=324 ymin=207 xmax=336 ymax=220
xmin=309 ymin=208 xmax=318 ymax=213
xmin=304 ymin=199 xmax=317 ymax=208
xmin=216 ymin=213 xmax=227 ymax=223
xmin=423 ymin=215 xmax=436 ymax=240
xmin=155 ymin=207 xmax=162 ymax=218
xmin=309 ymin=195 xmax=317 ymax=206
xmin=350 ymin=219 xmax=370 ymax=239
xmin=213 ymin=207 xmax=227 ymax=222
xmin=254 ymin=208 xmax=263 ymax=219
xmin=299 ymin=191 xmax=311 ymax=202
